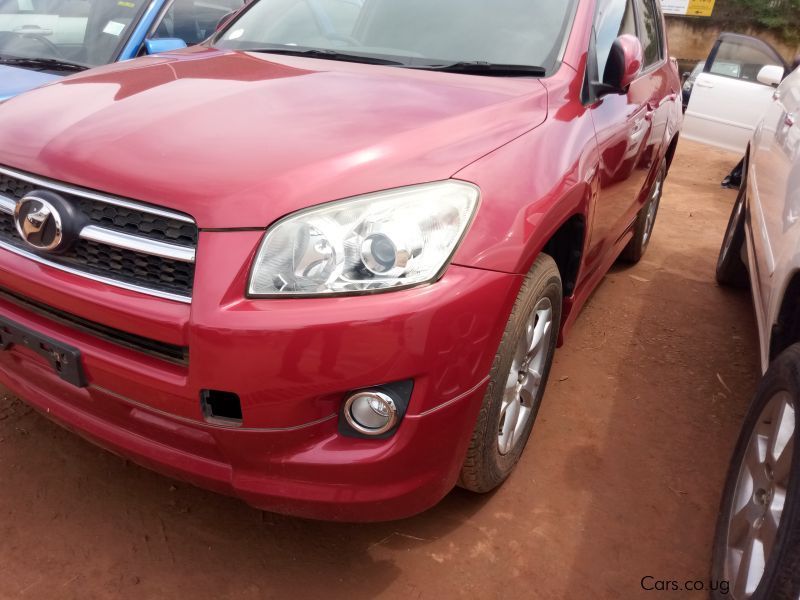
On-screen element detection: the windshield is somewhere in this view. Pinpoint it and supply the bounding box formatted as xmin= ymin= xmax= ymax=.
xmin=214 ymin=0 xmax=577 ymax=73
xmin=0 ymin=0 xmax=149 ymax=68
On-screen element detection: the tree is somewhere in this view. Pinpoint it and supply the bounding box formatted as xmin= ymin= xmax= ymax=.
xmin=713 ymin=0 xmax=800 ymax=43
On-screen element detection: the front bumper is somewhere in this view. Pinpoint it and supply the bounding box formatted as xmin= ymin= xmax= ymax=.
xmin=0 ymin=230 xmax=519 ymax=521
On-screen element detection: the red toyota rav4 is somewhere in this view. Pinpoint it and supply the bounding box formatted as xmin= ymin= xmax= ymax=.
xmin=0 ymin=0 xmax=681 ymax=521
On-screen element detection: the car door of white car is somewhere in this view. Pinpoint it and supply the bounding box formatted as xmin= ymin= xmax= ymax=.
xmin=684 ymin=33 xmax=786 ymax=153
xmin=749 ymin=68 xmax=800 ymax=356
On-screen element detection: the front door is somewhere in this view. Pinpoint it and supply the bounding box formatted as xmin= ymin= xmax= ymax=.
xmin=586 ymin=0 xmax=655 ymax=265
xmin=749 ymin=66 xmax=800 ymax=325
xmin=684 ymin=33 xmax=787 ymax=153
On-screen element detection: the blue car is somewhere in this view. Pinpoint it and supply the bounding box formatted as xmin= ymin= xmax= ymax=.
xmin=0 ymin=0 xmax=244 ymax=100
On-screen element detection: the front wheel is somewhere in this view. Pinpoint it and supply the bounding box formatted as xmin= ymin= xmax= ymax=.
xmin=459 ymin=254 xmax=562 ymax=493
xmin=711 ymin=344 xmax=800 ymax=599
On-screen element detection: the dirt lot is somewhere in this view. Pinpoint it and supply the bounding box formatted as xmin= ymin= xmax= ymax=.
xmin=0 ymin=141 xmax=760 ymax=599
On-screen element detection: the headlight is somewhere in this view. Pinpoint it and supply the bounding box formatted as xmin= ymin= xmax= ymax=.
xmin=248 ymin=181 xmax=479 ymax=297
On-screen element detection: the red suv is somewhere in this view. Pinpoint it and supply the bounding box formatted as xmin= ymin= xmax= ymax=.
xmin=0 ymin=0 xmax=681 ymax=521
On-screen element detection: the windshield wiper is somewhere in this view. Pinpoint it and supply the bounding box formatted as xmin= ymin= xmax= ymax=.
xmin=409 ymin=61 xmax=546 ymax=77
xmin=250 ymin=47 xmax=405 ymax=66
xmin=0 ymin=56 xmax=88 ymax=72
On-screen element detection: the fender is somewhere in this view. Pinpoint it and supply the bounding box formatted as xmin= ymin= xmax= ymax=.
xmin=452 ymin=62 xmax=598 ymax=277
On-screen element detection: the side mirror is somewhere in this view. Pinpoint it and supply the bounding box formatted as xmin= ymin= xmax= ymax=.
xmin=145 ymin=38 xmax=188 ymax=55
xmin=594 ymin=34 xmax=643 ymax=98
xmin=757 ymin=64 xmax=785 ymax=87
xmin=682 ymin=71 xmax=691 ymax=82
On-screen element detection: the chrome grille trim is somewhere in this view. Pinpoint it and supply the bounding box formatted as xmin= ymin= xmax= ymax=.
xmin=0 ymin=194 xmax=13 ymax=214
xmin=80 ymin=225 xmax=195 ymax=263
xmin=0 ymin=237 xmax=192 ymax=304
xmin=0 ymin=166 xmax=194 ymax=223
xmin=0 ymin=194 xmax=195 ymax=263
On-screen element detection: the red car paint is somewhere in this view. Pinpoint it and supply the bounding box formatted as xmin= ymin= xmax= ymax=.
xmin=0 ymin=1 xmax=682 ymax=520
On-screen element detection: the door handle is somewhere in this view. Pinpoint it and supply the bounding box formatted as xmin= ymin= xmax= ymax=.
xmin=695 ymin=81 xmax=714 ymax=88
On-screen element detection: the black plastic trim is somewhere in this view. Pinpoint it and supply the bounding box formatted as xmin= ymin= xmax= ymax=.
xmin=0 ymin=287 xmax=189 ymax=366
xmin=200 ymin=390 xmax=243 ymax=427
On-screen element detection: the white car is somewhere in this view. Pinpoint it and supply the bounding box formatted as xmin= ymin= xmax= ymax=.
xmin=684 ymin=33 xmax=789 ymax=153
xmin=714 ymin=66 xmax=800 ymax=599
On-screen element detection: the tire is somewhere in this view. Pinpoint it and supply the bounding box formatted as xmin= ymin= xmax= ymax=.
xmin=459 ymin=253 xmax=562 ymax=493
xmin=620 ymin=159 xmax=666 ymax=263
xmin=711 ymin=344 xmax=800 ymax=600
xmin=716 ymin=181 xmax=749 ymax=288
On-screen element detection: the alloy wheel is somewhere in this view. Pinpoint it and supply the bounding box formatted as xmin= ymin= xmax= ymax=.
xmin=725 ymin=392 xmax=796 ymax=598
xmin=497 ymin=297 xmax=553 ymax=455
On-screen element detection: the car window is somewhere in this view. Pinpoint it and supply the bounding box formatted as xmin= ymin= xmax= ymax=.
xmin=153 ymin=0 xmax=245 ymax=46
xmin=594 ymin=0 xmax=637 ymax=81
xmin=710 ymin=61 xmax=740 ymax=78
xmin=215 ymin=0 xmax=579 ymax=71
xmin=0 ymin=0 xmax=148 ymax=66
xmin=634 ymin=0 xmax=662 ymax=67
xmin=709 ymin=37 xmax=783 ymax=84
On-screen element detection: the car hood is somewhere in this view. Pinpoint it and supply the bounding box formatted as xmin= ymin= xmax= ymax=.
xmin=0 ymin=65 xmax=62 ymax=101
xmin=0 ymin=47 xmax=548 ymax=229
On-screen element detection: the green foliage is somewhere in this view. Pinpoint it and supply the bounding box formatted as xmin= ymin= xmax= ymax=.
xmin=712 ymin=0 xmax=800 ymax=43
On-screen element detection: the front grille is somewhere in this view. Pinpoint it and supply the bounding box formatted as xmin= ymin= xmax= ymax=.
xmin=0 ymin=173 xmax=197 ymax=247
xmin=0 ymin=167 xmax=197 ymax=301
xmin=0 ymin=212 xmax=194 ymax=296
xmin=76 ymin=198 xmax=198 ymax=246
xmin=0 ymin=172 xmax=33 ymax=200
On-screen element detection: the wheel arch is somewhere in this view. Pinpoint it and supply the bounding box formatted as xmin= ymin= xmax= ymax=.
xmin=664 ymin=133 xmax=680 ymax=174
xmin=541 ymin=214 xmax=586 ymax=298
xmin=770 ymin=271 xmax=800 ymax=362
xmin=516 ymin=178 xmax=593 ymax=303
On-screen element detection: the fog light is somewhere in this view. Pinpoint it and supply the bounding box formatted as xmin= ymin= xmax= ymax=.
xmin=344 ymin=391 xmax=398 ymax=435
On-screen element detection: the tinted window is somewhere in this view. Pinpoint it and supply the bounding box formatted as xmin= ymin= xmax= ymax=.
xmin=710 ymin=37 xmax=784 ymax=83
xmin=594 ymin=0 xmax=637 ymax=80
xmin=635 ymin=0 xmax=662 ymax=67
xmin=216 ymin=0 xmax=578 ymax=71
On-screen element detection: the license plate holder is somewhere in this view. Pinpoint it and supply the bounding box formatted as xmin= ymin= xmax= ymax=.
xmin=0 ymin=315 xmax=86 ymax=387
